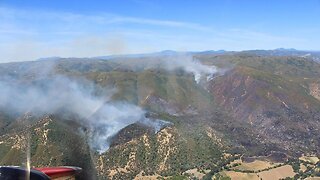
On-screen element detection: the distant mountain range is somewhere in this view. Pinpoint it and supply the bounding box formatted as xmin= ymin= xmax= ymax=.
xmin=35 ymin=48 xmax=320 ymax=63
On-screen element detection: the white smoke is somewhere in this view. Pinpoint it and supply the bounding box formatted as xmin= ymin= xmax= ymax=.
xmin=0 ymin=74 xmax=168 ymax=153
xmin=87 ymin=103 xmax=172 ymax=153
xmin=139 ymin=118 xmax=172 ymax=133
xmin=143 ymin=54 xmax=220 ymax=83
xmin=87 ymin=102 xmax=144 ymax=153
xmin=0 ymin=53 xmax=218 ymax=154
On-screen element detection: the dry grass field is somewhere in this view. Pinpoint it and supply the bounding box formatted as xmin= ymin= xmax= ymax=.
xmin=184 ymin=168 xmax=210 ymax=179
xmin=219 ymin=171 xmax=259 ymax=180
xmin=232 ymin=160 xmax=280 ymax=171
xmin=299 ymin=156 xmax=319 ymax=164
xmin=257 ymin=165 xmax=296 ymax=180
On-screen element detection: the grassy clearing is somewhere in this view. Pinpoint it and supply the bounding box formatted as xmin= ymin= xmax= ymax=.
xmin=184 ymin=168 xmax=210 ymax=179
xmin=299 ymin=156 xmax=319 ymax=164
xmin=257 ymin=165 xmax=296 ymax=180
xmin=232 ymin=160 xmax=280 ymax=171
xmin=219 ymin=171 xmax=259 ymax=180
xmin=134 ymin=172 xmax=162 ymax=180
xmin=300 ymin=163 xmax=308 ymax=172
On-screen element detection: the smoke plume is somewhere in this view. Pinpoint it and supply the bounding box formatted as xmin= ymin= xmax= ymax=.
xmin=120 ymin=53 xmax=222 ymax=83
xmin=87 ymin=103 xmax=171 ymax=153
xmin=0 ymin=73 xmax=167 ymax=153
xmin=160 ymin=54 xmax=219 ymax=83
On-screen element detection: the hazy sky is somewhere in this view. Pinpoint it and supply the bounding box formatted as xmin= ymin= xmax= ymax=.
xmin=1 ymin=0 xmax=320 ymax=62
